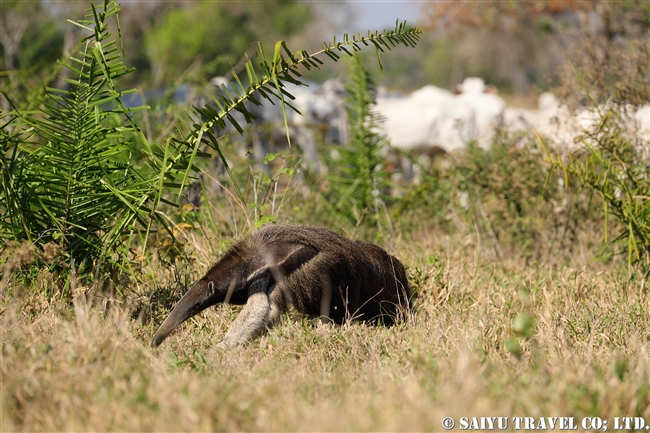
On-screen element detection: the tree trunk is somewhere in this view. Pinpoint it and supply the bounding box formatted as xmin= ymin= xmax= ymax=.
xmin=0 ymin=10 xmax=28 ymax=79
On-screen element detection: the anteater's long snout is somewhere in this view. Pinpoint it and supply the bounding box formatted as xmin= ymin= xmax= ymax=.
xmin=150 ymin=280 xmax=214 ymax=348
xmin=150 ymin=333 xmax=166 ymax=348
xmin=150 ymin=301 xmax=192 ymax=348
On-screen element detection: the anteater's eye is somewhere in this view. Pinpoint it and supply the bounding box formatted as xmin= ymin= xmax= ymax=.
xmin=207 ymin=281 xmax=215 ymax=295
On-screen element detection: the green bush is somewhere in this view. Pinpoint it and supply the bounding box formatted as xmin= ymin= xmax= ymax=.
xmin=452 ymin=138 xmax=561 ymax=260
xmin=544 ymin=37 xmax=650 ymax=277
xmin=544 ymin=102 xmax=650 ymax=276
xmin=394 ymin=134 xmax=602 ymax=263
xmin=324 ymin=55 xmax=391 ymax=233
xmin=0 ymin=1 xmax=177 ymax=277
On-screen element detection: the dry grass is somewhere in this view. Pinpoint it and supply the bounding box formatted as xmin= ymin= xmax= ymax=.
xmin=2 ymin=228 xmax=649 ymax=432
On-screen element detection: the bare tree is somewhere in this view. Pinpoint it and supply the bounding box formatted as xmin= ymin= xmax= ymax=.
xmin=0 ymin=1 xmax=37 ymax=111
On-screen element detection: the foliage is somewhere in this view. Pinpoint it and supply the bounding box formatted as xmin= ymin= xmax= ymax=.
xmin=0 ymin=1 xmax=203 ymax=280
xmin=543 ymin=104 xmax=650 ymax=275
xmin=146 ymin=3 xmax=259 ymax=84
xmin=543 ymin=31 xmax=650 ymax=277
xmin=554 ymin=38 xmax=650 ymax=109
xmin=1 ymin=0 xmax=317 ymax=89
xmin=452 ymin=139 xmax=561 ymax=261
xmin=0 ymin=0 xmax=38 ymax=71
xmin=189 ymin=22 xmax=422 ymax=199
xmin=394 ymin=134 xmax=600 ymax=263
xmin=145 ymin=1 xmax=313 ymax=85
xmin=425 ymin=0 xmax=650 ymax=37
xmin=324 ymin=55 xmax=391 ymax=230
xmin=421 ymin=0 xmax=650 ymax=94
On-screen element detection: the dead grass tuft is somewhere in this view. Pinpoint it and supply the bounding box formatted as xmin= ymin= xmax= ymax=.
xmin=2 ymin=230 xmax=648 ymax=431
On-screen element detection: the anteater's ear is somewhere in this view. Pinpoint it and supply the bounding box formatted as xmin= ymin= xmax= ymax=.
xmin=246 ymin=244 xmax=319 ymax=285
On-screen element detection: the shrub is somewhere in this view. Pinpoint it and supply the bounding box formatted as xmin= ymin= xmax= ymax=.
xmin=545 ymin=36 xmax=650 ymax=277
xmin=394 ymin=134 xmax=601 ymax=264
xmin=324 ymin=55 xmax=392 ymax=234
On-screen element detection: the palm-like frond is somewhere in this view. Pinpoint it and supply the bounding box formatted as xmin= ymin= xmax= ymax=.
xmin=2 ymin=0 xmax=156 ymax=263
xmin=189 ymin=22 xmax=422 ymax=201
xmin=0 ymin=0 xmax=422 ymax=281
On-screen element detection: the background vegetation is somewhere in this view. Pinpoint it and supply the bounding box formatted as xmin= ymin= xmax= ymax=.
xmin=1 ymin=0 xmax=649 ymax=431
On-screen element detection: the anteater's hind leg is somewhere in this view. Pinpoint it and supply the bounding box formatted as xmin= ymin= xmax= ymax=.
xmin=268 ymin=287 xmax=288 ymax=327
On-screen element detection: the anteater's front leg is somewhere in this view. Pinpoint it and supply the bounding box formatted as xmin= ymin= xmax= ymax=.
xmin=218 ymin=295 xmax=270 ymax=348
xmin=217 ymin=271 xmax=273 ymax=348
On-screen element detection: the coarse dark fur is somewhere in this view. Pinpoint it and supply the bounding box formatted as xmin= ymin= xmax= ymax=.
xmin=151 ymin=224 xmax=410 ymax=348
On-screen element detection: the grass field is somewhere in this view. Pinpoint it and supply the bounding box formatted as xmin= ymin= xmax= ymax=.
xmin=2 ymin=2 xmax=649 ymax=430
xmin=3 ymin=225 xmax=649 ymax=431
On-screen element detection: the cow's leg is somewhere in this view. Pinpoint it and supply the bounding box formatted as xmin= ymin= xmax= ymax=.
xmin=250 ymin=125 xmax=271 ymax=174
xmin=296 ymin=127 xmax=320 ymax=174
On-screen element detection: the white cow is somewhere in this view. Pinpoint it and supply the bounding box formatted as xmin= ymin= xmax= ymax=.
xmin=376 ymin=85 xmax=476 ymax=156
xmin=375 ymin=78 xmax=505 ymax=182
xmin=537 ymin=93 xmax=600 ymax=151
xmin=205 ymin=77 xmax=346 ymax=173
xmin=633 ymin=105 xmax=650 ymax=143
xmin=504 ymin=92 xmax=649 ymax=155
xmin=453 ymin=77 xmax=506 ymax=149
xmin=377 ymin=77 xmax=505 ymax=155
